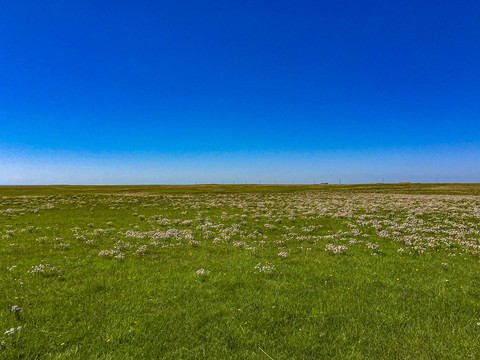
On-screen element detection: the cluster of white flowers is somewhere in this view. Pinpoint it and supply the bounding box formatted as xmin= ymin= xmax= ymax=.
xmin=98 ymin=249 xmax=116 ymax=256
xmin=325 ymin=244 xmax=348 ymax=255
xmin=254 ymin=262 xmax=276 ymax=273
xmin=233 ymin=241 xmax=247 ymax=247
xmin=133 ymin=245 xmax=148 ymax=254
xmin=4 ymin=326 xmax=21 ymax=335
xmin=196 ymin=268 xmax=210 ymax=275
xmin=98 ymin=249 xmax=125 ymax=259
xmin=29 ymin=263 xmax=56 ymax=274
xmin=367 ymin=242 xmax=382 ymax=255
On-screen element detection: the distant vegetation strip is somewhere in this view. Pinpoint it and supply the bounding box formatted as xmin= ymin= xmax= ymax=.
xmin=1 ymin=183 xmax=480 ymax=196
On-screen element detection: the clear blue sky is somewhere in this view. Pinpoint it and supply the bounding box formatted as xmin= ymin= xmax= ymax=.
xmin=1 ymin=1 xmax=479 ymax=184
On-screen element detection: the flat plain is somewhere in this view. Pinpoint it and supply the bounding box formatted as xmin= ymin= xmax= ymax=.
xmin=1 ymin=184 xmax=480 ymax=359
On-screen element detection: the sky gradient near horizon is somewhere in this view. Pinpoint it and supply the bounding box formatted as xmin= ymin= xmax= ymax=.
xmin=1 ymin=1 xmax=480 ymax=184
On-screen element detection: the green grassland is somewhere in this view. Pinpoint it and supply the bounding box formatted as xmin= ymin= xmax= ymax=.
xmin=1 ymin=184 xmax=480 ymax=359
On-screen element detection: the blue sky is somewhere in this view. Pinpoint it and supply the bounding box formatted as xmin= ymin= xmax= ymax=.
xmin=1 ymin=1 xmax=479 ymax=184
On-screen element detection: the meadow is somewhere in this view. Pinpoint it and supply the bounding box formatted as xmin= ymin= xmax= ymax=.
xmin=1 ymin=184 xmax=480 ymax=359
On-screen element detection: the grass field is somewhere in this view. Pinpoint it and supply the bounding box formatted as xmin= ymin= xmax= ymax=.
xmin=2 ymin=184 xmax=480 ymax=359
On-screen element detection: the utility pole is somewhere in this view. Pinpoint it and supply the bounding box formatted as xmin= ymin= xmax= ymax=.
xmin=339 ymin=178 xmax=341 ymax=184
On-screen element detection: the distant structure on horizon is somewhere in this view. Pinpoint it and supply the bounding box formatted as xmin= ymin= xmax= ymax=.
xmin=399 ymin=182 xmax=411 ymax=184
